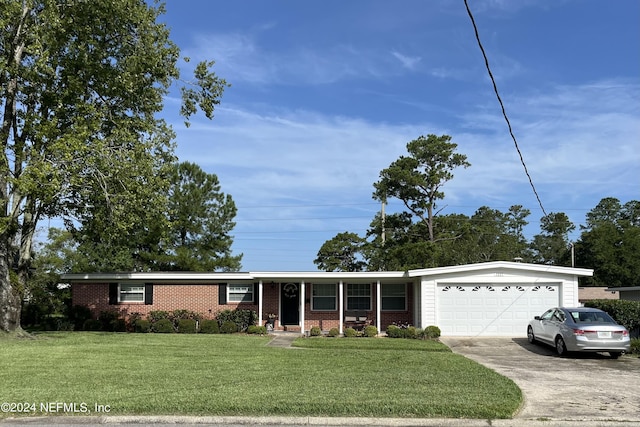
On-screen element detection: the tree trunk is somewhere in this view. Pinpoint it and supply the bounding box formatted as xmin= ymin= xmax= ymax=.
xmin=0 ymin=239 xmax=21 ymax=332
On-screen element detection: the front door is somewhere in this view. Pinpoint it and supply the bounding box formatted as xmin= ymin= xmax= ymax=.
xmin=280 ymin=283 xmax=300 ymax=325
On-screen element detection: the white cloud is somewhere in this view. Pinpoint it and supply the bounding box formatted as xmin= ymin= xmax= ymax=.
xmin=391 ymin=51 xmax=421 ymax=70
xmin=169 ymin=77 xmax=638 ymax=269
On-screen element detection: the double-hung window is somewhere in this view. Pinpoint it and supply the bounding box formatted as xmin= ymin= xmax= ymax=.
xmin=381 ymin=283 xmax=406 ymax=311
xmin=346 ymin=283 xmax=371 ymax=311
xmin=119 ymin=284 xmax=144 ymax=303
xmin=228 ymin=285 xmax=254 ymax=303
xmin=312 ymin=284 xmax=336 ymax=311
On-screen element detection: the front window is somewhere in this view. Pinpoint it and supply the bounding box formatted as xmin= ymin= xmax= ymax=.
xmin=382 ymin=284 xmax=406 ymax=311
xmin=228 ymin=285 xmax=254 ymax=303
xmin=312 ymin=284 xmax=336 ymax=311
xmin=347 ymin=283 xmax=371 ymax=310
xmin=119 ymin=284 xmax=144 ymax=303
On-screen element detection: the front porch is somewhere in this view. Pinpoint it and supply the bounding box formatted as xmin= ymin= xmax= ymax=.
xmin=254 ymin=278 xmax=415 ymax=334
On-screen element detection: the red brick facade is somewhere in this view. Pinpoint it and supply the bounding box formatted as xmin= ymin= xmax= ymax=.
xmin=72 ymin=281 xmax=414 ymax=332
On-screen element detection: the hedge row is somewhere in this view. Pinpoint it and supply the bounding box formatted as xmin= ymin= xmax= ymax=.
xmin=71 ymin=307 xmax=261 ymax=334
xmin=583 ymin=299 xmax=640 ymax=335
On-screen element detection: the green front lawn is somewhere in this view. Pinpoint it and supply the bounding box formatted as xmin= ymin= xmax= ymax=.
xmin=0 ymin=332 xmax=521 ymax=419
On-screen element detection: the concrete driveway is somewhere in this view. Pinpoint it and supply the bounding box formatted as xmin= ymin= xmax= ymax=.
xmin=441 ymin=337 xmax=640 ymax=423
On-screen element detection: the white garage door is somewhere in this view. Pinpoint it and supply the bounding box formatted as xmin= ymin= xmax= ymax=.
xmin=438 ymin=284 xmax=559 ymax=336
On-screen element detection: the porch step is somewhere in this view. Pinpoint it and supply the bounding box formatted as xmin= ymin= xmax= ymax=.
xmin=283 ymin=325 xmax=301 ymax=332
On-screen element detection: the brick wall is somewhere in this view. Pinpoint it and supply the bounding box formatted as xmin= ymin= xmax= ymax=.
xmin=72 ymin=281 xmax=415 ymax=331
xmin=72 ymin=283 xmax=257 ymax=321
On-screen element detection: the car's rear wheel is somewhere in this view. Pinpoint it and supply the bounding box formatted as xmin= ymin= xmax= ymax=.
xmin=610 ymin=352 xmax=622 ymax=359
xmin=555 ymin=336 xmax=567 ymax=357
xmin=527 ymin=326 xmax=536 ymax=344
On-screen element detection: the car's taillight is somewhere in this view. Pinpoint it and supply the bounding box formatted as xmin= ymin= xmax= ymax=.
xmin=572 ymin=329 xmax=585 ymax=336
xmin=614 ymin=330 xmax=629 ymax=337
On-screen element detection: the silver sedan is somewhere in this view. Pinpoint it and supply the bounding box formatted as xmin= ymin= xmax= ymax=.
xmin=527 ymin=307 xmax=631 ymax=359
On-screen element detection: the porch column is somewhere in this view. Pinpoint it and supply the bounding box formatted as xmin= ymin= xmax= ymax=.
xmin=258 ymin=280 xmax=263 ymax=326
xmin=376 ymin=280 xmax=381 ymax=332
xmin=339 ymin=280 xmax=344 ymax=334
xmin=300 ymin=280 xmax=306 ymax=334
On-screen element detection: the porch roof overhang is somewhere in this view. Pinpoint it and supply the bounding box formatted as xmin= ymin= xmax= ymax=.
xmin=61 ymin=270 xmax=410 ymax=283
xmin=61 ymin=261 xmax=593 ymax=284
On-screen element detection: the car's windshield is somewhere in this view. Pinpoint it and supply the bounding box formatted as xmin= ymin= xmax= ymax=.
xmin=569 ymin=310 xmax=615 ymax=324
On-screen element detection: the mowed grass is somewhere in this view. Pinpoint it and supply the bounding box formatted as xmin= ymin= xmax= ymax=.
xmin=0 ymin=332 xmax=521 ymax=419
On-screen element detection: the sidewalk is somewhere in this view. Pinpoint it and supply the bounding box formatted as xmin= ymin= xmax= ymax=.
xmin=2 ymin=415 xmax=639 ymax=426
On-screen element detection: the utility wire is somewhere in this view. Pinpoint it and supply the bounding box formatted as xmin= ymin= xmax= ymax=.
xmin=463 ymin=0 xmax=549 ymax=218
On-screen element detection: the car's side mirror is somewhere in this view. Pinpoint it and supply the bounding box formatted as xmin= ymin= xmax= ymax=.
xmin=534 ymin=316 xmax=541 ymax=320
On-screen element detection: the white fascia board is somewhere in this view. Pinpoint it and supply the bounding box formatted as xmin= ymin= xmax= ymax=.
xmin=249 ymin=271 xmax=408 ymax=280
xmin=407 ymin=261 xmax=593 ymax=278
xmin=61 ymin=272 xmax=255 ymax=282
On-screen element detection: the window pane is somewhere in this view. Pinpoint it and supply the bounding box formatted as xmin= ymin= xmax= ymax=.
xmin=228 ymin=286 xmax=253 ymax=303
xmin=382 ymin=284 xmax=406 ymax=311
xmin=347 ymin=284 xmax=371 ymax=310
xmin=120 ymin=284 xmax=144 ymax=302
xmin=313 ymin=297 xmax=336 ymax=310
xmin=382 ymin=284 xmax=404 ymax=297
xmin=313 ymin=284 xmax=335 ymax=297
xmin=312 ymin=284 xmax=336 ymax=310
xmin=120 ymin=292 xmax=144 ymax=302
xmin=347 ymin=297 xmax=370 ymax=310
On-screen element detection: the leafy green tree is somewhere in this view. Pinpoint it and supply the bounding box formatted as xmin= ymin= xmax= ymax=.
xmin=576 ymin=198 xmax=640 ymax=287
xmin=373 ymin=134 xmax=470 ymax=242
xmin=0 ymin=0 xmax=228 ymax=332
xmin=21 ymin=228 xmax=76 ymax=328
xmin=529 ymin=212 xmax=575 ymax=265
xmin=314 ymin=232 xmax=367 ymax=272
xmin=164 ymin=161 xmax=241 ymax=271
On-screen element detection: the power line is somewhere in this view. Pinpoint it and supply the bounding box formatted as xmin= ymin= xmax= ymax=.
xmin=463 ymin=0 xmax=549 ymax=218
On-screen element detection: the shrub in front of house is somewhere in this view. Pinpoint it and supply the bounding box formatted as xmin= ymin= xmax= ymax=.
xmin=148 ymin=310 xmax=171 ymax=323
xmin=152 ymin=318 xmax=175 ymax=333
xmin=134 ymin=319 xmax=151 ymax=333
xmin=403 ymin=326 xmax=418 ymax=339
xmin=177 ymin=319 xmax=197 ymax=334
xmin=385 ymin=324 xmax=402 ymax=338
xmin=127 ymin=312 xmax=142 ymax=332
xmin=247 ymin=325 xmax=267 ymax=335
xmin=309 ymin=326 xmax=322 ymax=336
xmin=216 ymin=309 xmax=258 ymax=332
xmin=424 ymin=325 xmax=441 ymax=339
xmin=97 ymin=310 xmax=121 ymax=332
xmin=170 ymin=309 xmax=201 ymax=327
xmin=328 ymin=327 xmax=339 ymax=337
xmin=220 ymin=320 xmax=238 ymax=334
xmin=343 ymin=327 xmax=357 ymax=337
xmin=83 ymin=319 xmax=102 ymax=331
xmin=199 ymin=319 xmax=219 ymax=334
xmin=363 ymin=325 xmax=378 ymax=337
xmin=68 ymin=305 xmax=93 ymax=331
xmin=630 ymin=338 xmax=640 ymax=355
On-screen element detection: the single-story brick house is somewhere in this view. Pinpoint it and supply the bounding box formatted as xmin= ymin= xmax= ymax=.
xmin=64 ymin=261 xmax=592 ymax=337
xmin=609 ymin=286 xmax=640 ymax=302
xmin=578 ymin=286 xmax=619 ymax=305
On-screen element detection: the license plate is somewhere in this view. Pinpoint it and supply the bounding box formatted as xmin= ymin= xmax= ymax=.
xmin=598 ymin=331 xmax=612 ymax=339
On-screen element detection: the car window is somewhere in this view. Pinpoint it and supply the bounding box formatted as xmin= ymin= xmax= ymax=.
xmin=540 ymin=309 xmax=554 ymax=320
xmin=552 ymin=310 xmax=566 ymax=322
xmin=571 ymin=310 xmax=615 ymax=324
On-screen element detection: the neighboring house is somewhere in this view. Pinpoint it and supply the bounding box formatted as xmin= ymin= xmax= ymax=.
xmin=578 ymin=287 xmax=619 ymax=305
xmin=608 ymin=287 xmax=640 ymax=302
xmin=63 ymin=261 xmax=592 ymax=337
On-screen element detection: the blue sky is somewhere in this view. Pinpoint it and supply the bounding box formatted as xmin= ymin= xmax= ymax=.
xmin=158 ymin=0 xmax=639 ymax=271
